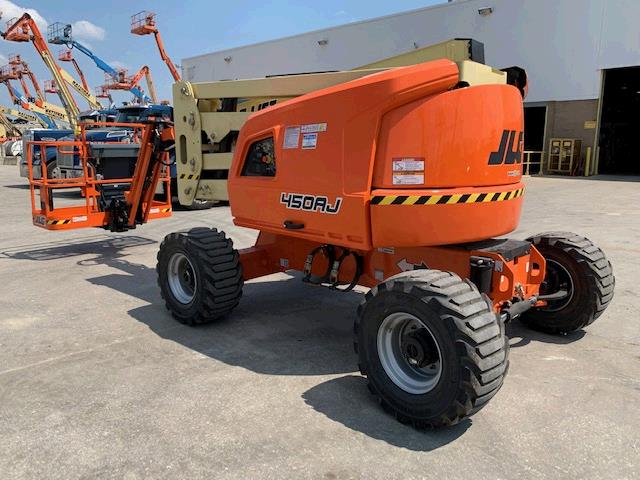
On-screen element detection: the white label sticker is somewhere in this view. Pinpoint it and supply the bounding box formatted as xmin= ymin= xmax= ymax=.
xmin=301 ymin=133 xmax=318 ymax=149
xmin=377 ymin=247 xmax=395 ymax=254
xmin=393 ymin=173 xmax=424 ymax=185
xmin=301 ymin=123 xmax=327 ymax=133
xmin=393 ymin=158 xmax=424 ymax=172
xmin=72 ymin=215 xmax=88 ymax=223
xmin=283 ymin=126 xmax=300 ymax=149
xmin=149 ymin=208 xmax=160 ymax=214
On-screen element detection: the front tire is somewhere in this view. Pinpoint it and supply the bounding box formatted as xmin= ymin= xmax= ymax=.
xmin=355 ymin=270 xmax=509 ymax=428
xmin=521 ymin=232 xmax=614 ymax=334
xmin=157 ymin=227 xmax=243 ymax=325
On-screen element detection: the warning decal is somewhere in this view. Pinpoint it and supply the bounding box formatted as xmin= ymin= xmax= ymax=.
xmin=392 ymin=157 xmax=425 ymax=185
xmin=393 ymin=172 xmax=425 ymax=185
xmin=393 ymin=158 xmax=424 ymax=172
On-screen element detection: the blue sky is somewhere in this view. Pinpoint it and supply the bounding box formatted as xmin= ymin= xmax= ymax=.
xmin=0 ymin=0 xmax=443 ymax=111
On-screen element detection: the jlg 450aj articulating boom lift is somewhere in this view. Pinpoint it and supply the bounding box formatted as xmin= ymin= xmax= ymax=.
xmin=24 ymin=53 xmax=614 ymax=427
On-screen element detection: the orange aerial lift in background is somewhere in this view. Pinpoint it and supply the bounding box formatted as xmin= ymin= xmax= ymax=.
xmin=131 ymin=11 xmax=181 ymax=81
xmin=0 ymin=64 xmax=63 ymax=127
xmin=9 ymin=54 xmax=41 ymax=103
xmin=10 ymin=54 xmax=69 ymax=123
xmin=2 ymin=14 xmax=103 ymax=117
xmin=2 ymin=14 xmax=81 ymax=127
xmin=58 ymin=48 xmax=90 ymax=92
xmin=104 ymin=66 xmax=158 ymax=104
xmin=44 ymin=79 xmax=58 ymax=94
xmin=95 ymin=85 xmax=114 ymax=106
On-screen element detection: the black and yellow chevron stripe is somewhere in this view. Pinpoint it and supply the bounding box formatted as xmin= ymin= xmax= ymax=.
xmin=179 ymin=174 xmax=200 ymax=180
xmin=46 ymin=219 xmax=71 ymax=225
xmin=161 ymin=207 xmax=171 ymax=213
xmin=371 ymin=187 xmax=524 ymax=206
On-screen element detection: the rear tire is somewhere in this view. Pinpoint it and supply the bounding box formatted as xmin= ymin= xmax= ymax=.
xmin=521 ymin=232 xmax=614 ymax=334
xmin=184 ymin=199 xmax=218 ymax=210
xmin=355 ymin=270 xmax=509 ymax=428
xmin=157 ymin=227 xmax=243 ymax=325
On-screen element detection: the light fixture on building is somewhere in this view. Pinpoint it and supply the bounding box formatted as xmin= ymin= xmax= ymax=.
xmin=224 ymin=56 xmax=232 ymax=63
xmin=317 ymin=38 xmax=328 ymax=46
xmin=478 ymin=7 xmax=493 ymax=16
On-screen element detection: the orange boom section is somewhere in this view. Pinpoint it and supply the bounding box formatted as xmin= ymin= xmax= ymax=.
xmin=228 ymin=59 xmax=525 ymax=250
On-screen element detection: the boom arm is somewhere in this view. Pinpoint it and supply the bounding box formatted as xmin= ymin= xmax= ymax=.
xmin=2 ymin=14 xmax=80 ymax=128
xmin=0 ymin=104 xmax=46 ymax=126
xmin=56 ymin=64 xmax=102 ymax=109
xmin=60 ymin=53 xmax=89 ymax=92
xmin=0 ymin=107 xmax=23 ymax=136
xmin=69 ymin=41 xmax=150 ymax=103
xmin=129 ymin=66 xmax=157 ymax=103
xmin=1 ymin=80 xmax=57 ymax=128
xmin=151 ymin=30 xmax=180 ymax=81
xmin=9 ymin=54 xmax=45 ymax=106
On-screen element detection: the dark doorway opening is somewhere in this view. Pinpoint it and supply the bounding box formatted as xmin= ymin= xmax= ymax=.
xmin=599 ymin=67 xmax=640 ymax=175
xmin=523 ymin=106 xmax=546 ymax=174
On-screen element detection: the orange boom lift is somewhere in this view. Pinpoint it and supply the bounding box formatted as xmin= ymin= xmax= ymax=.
xmin=18 ymin=57 xmax=615 ymax=428
xmin=156 ymin=60 xmax=613 ymax=428
xmin=130 ymin=11 xmax=180 ymax=81
xmin=104 ymin=66 xmax=158 ymax=104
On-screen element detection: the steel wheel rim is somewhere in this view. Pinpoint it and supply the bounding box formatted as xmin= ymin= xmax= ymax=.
xmin=377 ymin=312 xmax=442 ymax=395
xmin=541 ymin=259 xmax=574 ymax=312
xmin=167 ymin=252 xmax=197 ymax=304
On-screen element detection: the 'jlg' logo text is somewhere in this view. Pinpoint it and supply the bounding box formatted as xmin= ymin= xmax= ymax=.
xmin=280 ymin=193 xmax=342 ymax=214
xmin=488 ymin=130 xmax=523 ymax=165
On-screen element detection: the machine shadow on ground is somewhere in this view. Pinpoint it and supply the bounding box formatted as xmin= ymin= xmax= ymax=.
xmin=1 ymin=236 xmax=584 ymax=449
xmin=301 ymin=375 xmax=471 ymax=451
xmin=0 ymin=234 xmax=156 ymax=261
xmin=506 ymin=321 xmax=586 ymax=348
xmin=83 ymin=251 xmax=471 ymax=450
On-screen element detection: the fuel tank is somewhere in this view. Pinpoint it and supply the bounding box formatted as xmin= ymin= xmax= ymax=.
xmin=228 ymin=59 xmax=524 ymax=250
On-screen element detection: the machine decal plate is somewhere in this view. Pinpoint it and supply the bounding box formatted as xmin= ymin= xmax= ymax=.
xmin=301 ymin=123 xmax=327 ymax=133
xmin=301 ymin=133 xmax=318 ymax=149
xmin=370 ymin=187 xmax=524 ymax=206
xmin=280 ymin=192 xmax=342 ymax=214
xmin=283 ymin=126 xmax=301 ymax=149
